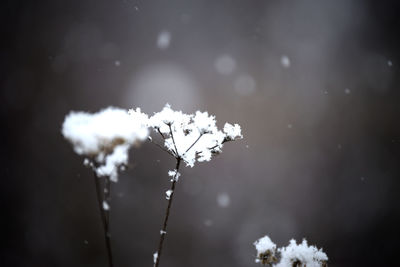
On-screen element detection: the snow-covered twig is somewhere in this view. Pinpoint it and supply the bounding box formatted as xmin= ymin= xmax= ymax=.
xmin=150 ymin=104 xmax=242 ymax=267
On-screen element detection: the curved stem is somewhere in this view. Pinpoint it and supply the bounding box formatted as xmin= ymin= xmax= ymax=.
xmin=154 ymin=159 xmax=181 ymax=267
xmin=93 ymin=173 xmax=114 ymax=267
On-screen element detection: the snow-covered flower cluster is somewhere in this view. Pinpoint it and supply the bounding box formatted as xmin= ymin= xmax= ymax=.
xmin=62 ymin=107 xmax=149 ymax=181
xmin=149 ymin=104 xmax=242 ymax=167
xmin=254 ymin=235 xmax=328 ymax=267
xmin=254 ymin=235 xmax=278 ymax=265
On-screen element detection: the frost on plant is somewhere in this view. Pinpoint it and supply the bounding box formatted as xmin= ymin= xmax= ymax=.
xmin=61 ymin=104 xmax=243 ymax=267
xmin=254 ymin=235 xmax=328 ymax=267
xmin=254 ymin=235 xmax=278 ymax=265
xmin=150 ymin=104 xmax=242 ymax=267
xmin=62 ymin=107 xmax=149 ymax=182
xmin=168 ymin=169 xmax=181 ymax=181
xmin=276 ymin=239 xmax=328 ymax=267
xmin=149 ymin=104 xmax=243 ymax=167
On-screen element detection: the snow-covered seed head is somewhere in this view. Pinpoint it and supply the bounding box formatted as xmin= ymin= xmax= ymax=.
xmin=149 ymin=104 xmax=243 ymax=167
xmin=62 ymin=107 xmax=149 ymax=182
xmin=254 ymin=235 xmax=278 ymax=265
xmin=276 ymin=239 xmax=328 ymax=267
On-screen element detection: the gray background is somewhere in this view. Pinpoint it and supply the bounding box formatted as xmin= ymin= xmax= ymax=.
xmin=1 ymin=0 xmax=400 ymax=266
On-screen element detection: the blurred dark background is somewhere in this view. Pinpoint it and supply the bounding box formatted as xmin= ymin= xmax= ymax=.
xmin=1 ymin=0 xmax=400 ymax=266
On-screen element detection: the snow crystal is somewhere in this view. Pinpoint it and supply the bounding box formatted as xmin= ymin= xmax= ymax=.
xmin=165 ymin=189 xmax=173 ymax=200
xmin=344 ymin=88 xmax=351 ymax=94
xmin=223 ymin=123 xmax=243 ymax=141
xmin=276 ymin=239 xmax=328 ymax=267
xmin=153 ymin=252 xmax=158 ymax=264
xmin=157 ymin=31 xmax=171 ymax=50
xmin=388 ymin=60 xmax=393 ymax=67
xmin=168 ymin=169 xmax=181 ymax=181
xmin=62 ymin=107 xmax=149 ymax=182
xmin=281 ymin=55 xmax=291 ymax=68
xmin=114 ymin=60 xmax=121 ymax=67
xmin=254 ymin=235 xmax=277 ymax=263
xmin=160 ymin=230 xmax=167 ymax=235
xmin=83 ymin=158 xmax=91 ymax=166
xmin=217 ymin=192 xmax=230 ymax=208
xmin=102 ymin=200 xmax=110 ymax=211
xmin=254 ymin=236 xmax=328 ymax=266
xmin=149 ymin=104 xmax=242 ymax=167
xmin=215 ymin=54 xmax=236 ymax=75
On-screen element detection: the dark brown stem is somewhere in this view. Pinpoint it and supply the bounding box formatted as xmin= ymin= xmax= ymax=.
xmin=154 ymin=159 xmax=181 ymax=267
xmin=184 ymin=133 xmax=203 ymax=154
xmin=168 ymin=124 xmax=179 ymax=157
xmin=157 ymin=128 xmax=166 ymax=139
xmin=148 ymin=137 xmax=176 ymax=158
xmin=93 ymin=173 xmax=114 ymax=267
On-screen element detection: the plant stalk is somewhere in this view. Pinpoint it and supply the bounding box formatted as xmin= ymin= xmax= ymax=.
xmin=154 ymin=158 xmax=181 ymax=267
xmin=93 ymin=173 xmax=114 ymax=267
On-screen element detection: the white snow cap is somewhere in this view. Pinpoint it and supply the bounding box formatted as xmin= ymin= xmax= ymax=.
xmin=223 ymin=123 xmax=243 ymax=141
xmin=62 ymin=107 xmax=149 ymax=181
xmin=254 ymin=235 xmax=277 ymax=263
xmin=254 ymin=235 xmax=328 ymax=266
xmin=276 ymin=239 xmax=328 ymax=267
xmin=149 ymin=104 xmax=243 ymax=167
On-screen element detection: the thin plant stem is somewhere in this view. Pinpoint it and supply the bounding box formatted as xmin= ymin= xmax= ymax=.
xmin=154 ymin=158 xmax=181 ymax=267
xmin=184 ymin=133 xmax=203 ymax=154
xmin=168 ymin=124 xmax=179 ymax=157
xmin=104 ymin=176 xmax=111 ymax=226
xmin=93 ymin=172 xmax=114 ymax=267
xmin=148 ymin=137 xmax=176 ymax=158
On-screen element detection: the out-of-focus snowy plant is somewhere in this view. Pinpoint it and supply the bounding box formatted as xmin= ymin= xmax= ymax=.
xmin=254 ymin=235 xmax=328 ymax=267
xmin=62 ymin=104 xmax=242 ymax=267
xmin=148 ymin=104 xmax=242 ymax=267
xmin=62 ymin=107 xmax=149 ymax=267
xmin=62 ymin=107 xmax=149 ymax=181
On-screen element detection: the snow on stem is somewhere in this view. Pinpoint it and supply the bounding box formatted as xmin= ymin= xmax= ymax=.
xmin=154 ymin=158 xmax=181 ymax=267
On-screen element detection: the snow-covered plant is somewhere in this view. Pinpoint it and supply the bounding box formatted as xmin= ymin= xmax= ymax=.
xmin=254 ymin=235 xmax=278 ymax=265
xmin=62 ymin=107 xmax=149 ymax=267
xmin=62 ymin=104 xmax=242 ymax=267
xmin=254 ymin=235 xmax=328 ymax=267
xmin=148 ymin=104 xmax=242 ymax=267
xmin=62 ymin=107 xmax=149 ymax=181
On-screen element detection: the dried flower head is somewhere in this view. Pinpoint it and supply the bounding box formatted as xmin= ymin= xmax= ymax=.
xmin=254 ymin=235 xmax=278 ymax=265
xmin=62 ymin=107 xmax=149 ymax=181
xmin=254 ymin=235 xmax=328 ymax=267
xmin=149 ymin=104 xmax=242 ymax=167
xmin=276 ymin=239 xmax=328 ymax=267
